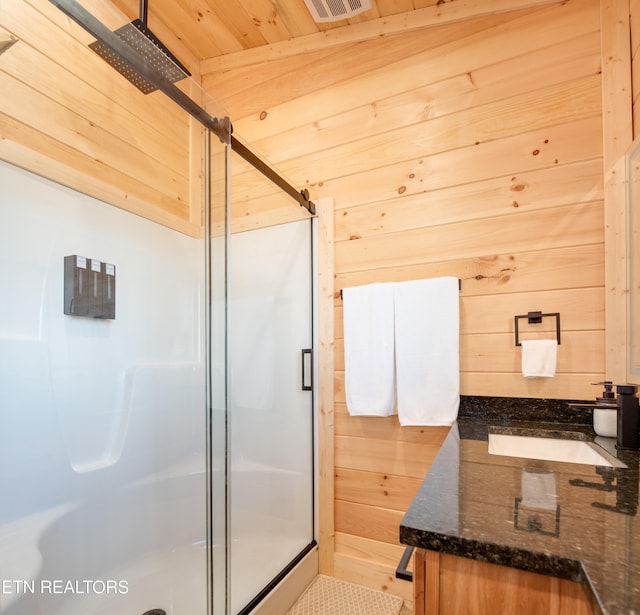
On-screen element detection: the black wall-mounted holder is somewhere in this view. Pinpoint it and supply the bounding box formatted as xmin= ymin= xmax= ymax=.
xmin=514 ymin=311 xmax=560 ymax=346
xmin=64 ymin=255 xmax=116 ymax=319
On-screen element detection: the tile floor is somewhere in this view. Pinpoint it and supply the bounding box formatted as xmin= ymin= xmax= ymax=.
xmin=286 ymin=575 xmax=408 ymax=615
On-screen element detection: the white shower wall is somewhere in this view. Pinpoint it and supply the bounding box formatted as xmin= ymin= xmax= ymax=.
xmin=0 ymin=161 xmax=207 ymax=614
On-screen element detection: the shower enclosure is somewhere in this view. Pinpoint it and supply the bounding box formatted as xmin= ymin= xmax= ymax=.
xmin=0 ymin=54 xmax=317 ymax=615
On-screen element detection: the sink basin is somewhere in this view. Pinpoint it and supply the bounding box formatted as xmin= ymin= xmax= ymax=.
xmin=488 ymin=433 xmax=626 ymax=468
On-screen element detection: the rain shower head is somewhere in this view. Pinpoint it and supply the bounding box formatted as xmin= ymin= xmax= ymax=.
xmin=89 ymin=18 xmax=190 ymax=94
xmin=87 ymin=0 xmax=191 ymax=95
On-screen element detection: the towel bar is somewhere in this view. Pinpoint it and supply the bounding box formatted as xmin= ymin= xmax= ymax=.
xmin=514 ymin=311 xmax=561 ymax=346
xmin=339 ymin=278 xmax=461 ymax=300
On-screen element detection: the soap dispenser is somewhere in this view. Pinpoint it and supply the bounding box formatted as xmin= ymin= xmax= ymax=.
xmin=593 ymin=381 xmax=617 ymax=437
xmin=616 ymin=384 xmax=640 ymax=450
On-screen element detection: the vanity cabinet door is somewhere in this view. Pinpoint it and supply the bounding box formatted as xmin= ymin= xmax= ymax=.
xmin=413 ymin=549 xmax=593 ymax=615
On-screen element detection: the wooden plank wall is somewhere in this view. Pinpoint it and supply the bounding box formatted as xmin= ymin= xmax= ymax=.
xmin=206 ymin=0 xmax=605 ymax=401
xmin=633 ymin=0 xmax=640 ymax=136
xmin=0 ymin=0 xmax=203 ymax=236
xmin=203 ymin=0 xmax=605 ymax=601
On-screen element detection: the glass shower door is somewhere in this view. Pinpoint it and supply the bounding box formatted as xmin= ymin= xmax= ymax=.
xmin=228 ymin=217 xmax=314 ymax=615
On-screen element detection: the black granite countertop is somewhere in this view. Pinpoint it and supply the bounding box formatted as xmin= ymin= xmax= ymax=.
xmin=399 ymin=397 xmax=640 ymax=615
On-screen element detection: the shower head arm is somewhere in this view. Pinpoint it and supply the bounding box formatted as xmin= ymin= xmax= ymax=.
xmin=140 ymin=0 xmax=148 ymax=26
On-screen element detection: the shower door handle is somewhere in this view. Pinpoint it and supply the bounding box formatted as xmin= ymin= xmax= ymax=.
xmin=301 ymin=348 xmax=313 ymax=391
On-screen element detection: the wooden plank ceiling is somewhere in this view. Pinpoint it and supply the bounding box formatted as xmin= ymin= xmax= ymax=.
xmin=108 ymin=0 xmax=443 ymax=63
xmin=106 ymin=0 xmax=561 ymax=71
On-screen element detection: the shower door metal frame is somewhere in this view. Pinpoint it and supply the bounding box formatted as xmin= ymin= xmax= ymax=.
xmin=204 ymin=130 xmax=229 ymax=615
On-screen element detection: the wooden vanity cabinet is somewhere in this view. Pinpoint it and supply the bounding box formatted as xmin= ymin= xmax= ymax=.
xmin=413 ymin=549 xmax=594 ymax=615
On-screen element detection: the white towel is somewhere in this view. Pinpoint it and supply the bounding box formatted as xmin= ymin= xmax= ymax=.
xmin=521 ymin=339 xmax=557 ymax=378
xmin=394 ymin=277 xmax=460 ymax=426
xmin=343 ymin=283 xmax=396 ymax=416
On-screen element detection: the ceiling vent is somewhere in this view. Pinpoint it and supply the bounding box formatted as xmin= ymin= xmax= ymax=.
xmin=304 ymin=0 xmax=372 ymax=23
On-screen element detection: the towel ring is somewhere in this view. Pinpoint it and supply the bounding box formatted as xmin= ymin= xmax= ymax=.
xmin=514 ymin=311 xmax=561 ymax=346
